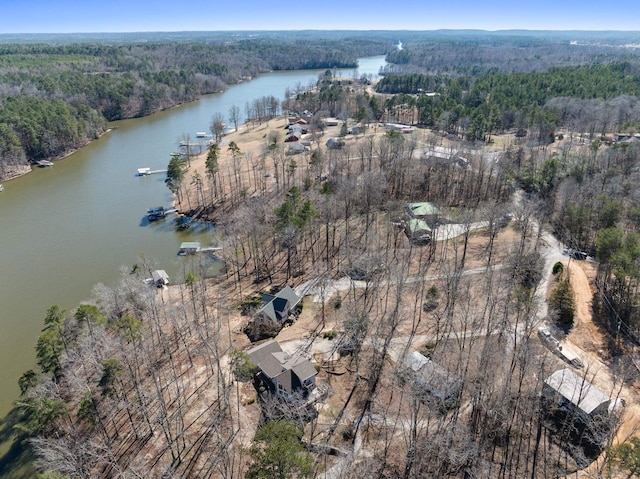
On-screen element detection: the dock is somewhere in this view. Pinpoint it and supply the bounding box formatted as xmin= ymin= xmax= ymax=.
xmin=178 ymin=241 xmax=222 ymax=255
xmin=137 ymin=168 xmax=168 ymax=176
xmin=147 ymin=206 xmax=177 ymax=221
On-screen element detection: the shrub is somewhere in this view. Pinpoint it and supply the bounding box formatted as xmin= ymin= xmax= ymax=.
xmin=552 ymin=261 xmax=564 ymax=275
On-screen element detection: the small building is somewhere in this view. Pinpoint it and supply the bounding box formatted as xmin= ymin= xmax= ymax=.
xmin=151 ymin=270 xmax=169 ymax=288
xmin=178 ymin=241 xmax=201 ymax=255
xmin=256 ymin=286 xmax=300 ymax=324
xmin=247 ymin=340 xmax=317 ymax=399
xmin=543 ymin=368 xmax=611 ymax=422
xmin=285 ymin=131 xmax=302 ymax=142
xmin=323 ymin=118 xmax=340 ymax=127
xmin=403 ymin=351 xmax=461 ymax=409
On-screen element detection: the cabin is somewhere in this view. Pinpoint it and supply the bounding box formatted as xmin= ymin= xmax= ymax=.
xmin=542 ymin=368 xmax=611 ymax=423
xmin=247 ymin=340 xmax=317 ymax=399
xmin=178 ymin=241 xmax=201 ymax=255
xmin=403 ymin=351 xmax=462 ymax=409
xmin=256 ymin=286 xmax=301 ymax=324
xmin=151 ymin=270 xmax=169 ymax=288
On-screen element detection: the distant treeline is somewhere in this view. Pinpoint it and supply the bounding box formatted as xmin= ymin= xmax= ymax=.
xmin=376 ymin=62 xmax=640 ymax=141
xmin=0 ymin=36 xmax=390 ymax=177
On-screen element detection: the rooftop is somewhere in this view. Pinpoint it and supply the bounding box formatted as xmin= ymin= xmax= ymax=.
xmin=544 ymin=368 xmax=610 ymax=415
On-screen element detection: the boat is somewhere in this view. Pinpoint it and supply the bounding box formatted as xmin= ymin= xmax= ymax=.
xmin=36 ymin=160 xmax=54 ymax=167
xmin=195 ymin=132 xmax=208 ymax=138
xmin=137 ymin=167 xmax=151 ymax=176
xmin=0 ymin=184 xmax=4 ymax=192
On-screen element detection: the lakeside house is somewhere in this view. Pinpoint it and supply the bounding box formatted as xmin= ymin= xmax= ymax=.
xmin=256 ymin=286 xmax=301 ymax=325
xmin=247 ymin=340 xmax=317 ymax=399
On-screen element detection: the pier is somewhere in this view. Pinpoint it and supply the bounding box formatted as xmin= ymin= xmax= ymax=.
xmin=137 ymin=168 xmax=168 ymax=176
xmin=178 ymin=241 xmax=222 ymax=255
xmin=146 ymin=206 xmax=177 ymax=221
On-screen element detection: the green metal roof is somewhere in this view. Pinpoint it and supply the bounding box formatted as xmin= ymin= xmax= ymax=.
xmin=407 ymin=218 xmax=432 ymax=233
xmin=407 ymin=202 xmax=439 ymax=217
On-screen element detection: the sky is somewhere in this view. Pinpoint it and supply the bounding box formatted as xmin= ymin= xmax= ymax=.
xmin=1 ymin=0 xmax=640 ymax=33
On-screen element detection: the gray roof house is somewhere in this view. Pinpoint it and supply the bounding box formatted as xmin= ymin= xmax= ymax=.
xmin=257 ymin=286 xmax=300 ymax=324
xmin=543 ymin=368 xmax=611 ymax=421
xmin=247 ymin=340 xmax=317 ymax=398
xmin=403 ymin=351 xmax=462 ymax=408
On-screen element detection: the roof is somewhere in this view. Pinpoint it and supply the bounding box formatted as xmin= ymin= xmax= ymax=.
xmin=247 ymin=340 xmax=285 ymax=379
xmin=152 ymin=270 xmax=169 ymax=283
xmin=406 ymin=202 xmax=440 ymax=217
xmin=544 ymin=368 xmax=611 ymax=415
xmin=403 ymin=351 xmax=460 ymax=394
xmin=257 ymin=286 xmax=300 ymax=322
xmin=406 ymin=218 xmax=432 ymax=234
xmin=247 ymin=340 xmax=317 ymax=395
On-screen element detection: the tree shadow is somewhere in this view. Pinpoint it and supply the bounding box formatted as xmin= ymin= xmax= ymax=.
xmin=0 ymin=407 xmax=36 ymax=479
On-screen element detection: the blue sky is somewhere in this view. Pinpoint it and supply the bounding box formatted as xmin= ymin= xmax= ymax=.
xmin=1 ymin=0 xmax=640 ymax=33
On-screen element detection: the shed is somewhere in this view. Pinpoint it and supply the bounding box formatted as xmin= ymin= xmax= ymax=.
xmin=543 ymin=368 xmax=611 ymax=420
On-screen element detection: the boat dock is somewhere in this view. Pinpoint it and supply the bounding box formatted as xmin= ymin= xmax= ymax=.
xmin=137 ymin=168 xmax=168 ymax=176
xmin=146 ymin=206 xmax=177 ymax=221
xmin=178 ymin=241 xmax=222 ymax=255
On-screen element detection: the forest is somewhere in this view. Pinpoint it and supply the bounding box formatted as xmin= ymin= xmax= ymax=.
xmin=0 ymin=32 xmax=389 ymax=179
xmin=7 ymin=31 xmax=640 ymax=479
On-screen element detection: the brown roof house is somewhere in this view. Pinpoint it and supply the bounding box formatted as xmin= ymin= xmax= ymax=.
xmin=247 ymin=340 xmax=317 ymax=399
xmin=256 ymin=286 xmax=301 ymax=325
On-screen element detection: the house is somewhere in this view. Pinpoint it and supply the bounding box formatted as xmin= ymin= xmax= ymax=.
xmin=403 ymin=351 xmax=461 ymax=408
xmin=542 ymin=368 xmax=611 ymax=423
xmin=247 ymin=340 xmax=317 ymax=398
xmin=405 ymin=202 xmax=440 ymax=224
xmin=288 ymin=142 xmax=308 ymax=154
xmin=151 ymin=270 xmax=169 ymax=288
xmin=326 ymin=137 xmax=344 ymax=149
xmin=256 ymin=286 xmax=301 ymax=324
xmin=285 ymin=131 xmax=302 ymax=142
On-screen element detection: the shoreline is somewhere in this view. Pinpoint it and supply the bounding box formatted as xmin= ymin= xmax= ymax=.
xmin=0 ymin=128 xmax=115 ymax=183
